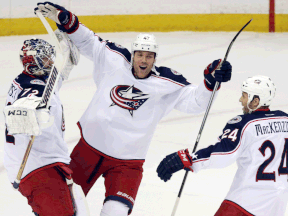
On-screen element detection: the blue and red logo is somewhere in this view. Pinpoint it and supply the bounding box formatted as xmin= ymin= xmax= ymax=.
xmin=110 ymin=85 xmax=149 ymax=116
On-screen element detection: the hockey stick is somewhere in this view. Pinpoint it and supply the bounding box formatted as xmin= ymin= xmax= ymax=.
xmin=171 ymin=19 xmax=252 ymax=216
xmin=13 ymin=12 xmax=64 ymax=190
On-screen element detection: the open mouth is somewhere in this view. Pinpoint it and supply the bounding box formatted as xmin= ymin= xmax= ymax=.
xmin=139 ymin=66 xmax=147 ymax=70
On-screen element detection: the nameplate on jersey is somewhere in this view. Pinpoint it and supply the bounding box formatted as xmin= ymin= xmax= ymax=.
xmin=255 ymin=121 xmax=288 ymax=136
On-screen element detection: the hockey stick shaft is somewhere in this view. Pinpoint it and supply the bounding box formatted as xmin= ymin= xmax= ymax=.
xmin=13 ymin=12 xmax=64 ymax=190
xmin=13 ymin=136 xmax=35 ymax=189
xmin=36 ymin=11 xmax=63 ymax=109
xmin=171 ymin=19 xmax=252 ymax=216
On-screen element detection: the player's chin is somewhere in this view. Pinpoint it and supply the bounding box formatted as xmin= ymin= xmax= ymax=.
xmin=137 ymin=69 xmax=149 ymax=78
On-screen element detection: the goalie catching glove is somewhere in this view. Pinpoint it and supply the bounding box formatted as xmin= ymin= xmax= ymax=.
xmin=4 ymin=97 xmax=54 ymax=136
xmin=54 ymin=29 xmax=80 ymax=80
xmin=157 ymin=149 xmax=193 ymax=182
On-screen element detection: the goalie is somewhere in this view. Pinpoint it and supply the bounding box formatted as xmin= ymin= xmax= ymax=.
xmin=3 ymin=38 xmax=88 ymax=216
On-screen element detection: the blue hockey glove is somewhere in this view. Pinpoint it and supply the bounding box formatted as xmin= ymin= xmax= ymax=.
xmin=157 ymin=149 xmax=193 ymax=182
xmin=35 ymin=2 xmax=79 ymax=34
xmin=204 ymin=59 xmax=232 ymax=90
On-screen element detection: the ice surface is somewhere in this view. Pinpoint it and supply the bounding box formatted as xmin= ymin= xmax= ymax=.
xmin=0 ymin=31 xmax=288 ymax=215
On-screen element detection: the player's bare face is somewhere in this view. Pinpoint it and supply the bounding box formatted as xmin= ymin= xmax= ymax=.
xmin=133 ymin=51 xmax=155 ymax=78
xmin=239 ymin=92 xmax=249 ymax=114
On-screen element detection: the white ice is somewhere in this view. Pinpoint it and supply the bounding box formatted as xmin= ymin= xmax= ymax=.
xmin=0 ymin=30 xmax=288 ymax=216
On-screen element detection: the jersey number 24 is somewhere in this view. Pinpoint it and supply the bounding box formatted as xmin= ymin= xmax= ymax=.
xmin=256 ymin=139 xmax=288 ymax=182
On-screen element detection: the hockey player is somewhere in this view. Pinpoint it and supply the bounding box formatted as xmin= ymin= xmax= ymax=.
xmin=35 ymin=2 xmax=232 ymax=215
xmin=3 ymin=38 xmax=88 ymax=216
xmin=157 ymin=76 xmax=288 ymax=216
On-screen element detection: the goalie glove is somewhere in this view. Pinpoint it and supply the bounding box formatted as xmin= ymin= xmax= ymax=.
xmin=55 ymin=29 xmax=80 ymax=80
xmin=4 ymin=97 xmax=54 ymax=136
xmin=157 ymin=149 xmax=193 ymax=182
xmin=35 ymin=2 xmax=79 ymax=34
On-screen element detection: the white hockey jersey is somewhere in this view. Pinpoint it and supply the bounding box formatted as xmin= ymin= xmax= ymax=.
xmin=68 ymin=24 xmax=217 ymax=161
xmin=4 ymin=72 xmax=70 ymax=183
xmin=191 ymin=109 xmax=288 ymax=216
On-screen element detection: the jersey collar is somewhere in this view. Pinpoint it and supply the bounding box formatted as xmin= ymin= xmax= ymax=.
xmin=252 ymin=108 xmax=270 ymax=114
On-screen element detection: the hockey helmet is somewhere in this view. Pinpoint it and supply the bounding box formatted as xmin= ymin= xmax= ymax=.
xmin=241 ymin=75 xmax=276 ymax=112
xmin=131 ymin=33 xmax=159 ymax=57
xmin=131 ymin=33 xmax=159 ymax=73
xmin=20 ymin=38 xmax=56 ymax=77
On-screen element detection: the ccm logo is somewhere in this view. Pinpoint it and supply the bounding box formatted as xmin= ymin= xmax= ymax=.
xmin=179 ymin=150 xmax=189 ymax=162
xmin=8 ymin=110 xmax=27 ymax=116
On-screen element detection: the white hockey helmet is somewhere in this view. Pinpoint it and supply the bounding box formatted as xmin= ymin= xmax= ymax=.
xmin=131 ymin=33 xmax=159 ymax=57
xmin=131 ymin=33 xmax=159 ymax=73
xmin=241 ymin=75 xmax=276 ymax=112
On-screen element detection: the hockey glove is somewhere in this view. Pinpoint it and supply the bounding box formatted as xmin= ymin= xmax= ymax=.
xmin=157 ymin=149 xmax=193 ymax=182
xmin=35 ymin=2 xmax=79 ymax=34
xmin=4 ymin=97 xmax=54 ymax=136
xmin=204 ymin=59 xmax=232 ymax=91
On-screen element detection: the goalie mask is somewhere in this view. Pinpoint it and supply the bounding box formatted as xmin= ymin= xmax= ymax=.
xmin=241 ymin=75 xmax=276 ymax=113
xmin=131 ymin=33 xmax=159 ymax=73
xmin=20 ymin=38 xmax=56 ymax=77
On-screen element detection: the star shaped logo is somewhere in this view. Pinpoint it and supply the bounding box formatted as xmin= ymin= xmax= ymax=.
xmin=110 ymin=85 xmax=149 ymax=116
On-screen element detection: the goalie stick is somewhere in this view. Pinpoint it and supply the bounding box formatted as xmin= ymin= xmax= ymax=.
xmin=13 ymin=11 xmax=64 ymax=190
xmin=171 ymin=19 xmax=253 ymax=216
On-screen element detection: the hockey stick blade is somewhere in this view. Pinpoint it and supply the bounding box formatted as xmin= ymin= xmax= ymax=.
xmin=223 ymin=19 xmax=252 ymax=62
xmin=171 ymin=19 xmax=252 ymax=216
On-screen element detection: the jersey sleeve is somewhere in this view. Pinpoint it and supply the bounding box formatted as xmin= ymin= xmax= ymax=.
xmin=191 ymin=119 xmax=244 ymax=173
xmin=67 ymin=24 xmax=131 ymax=78
xmin=173 ymin=80 xmax=218 ymax=114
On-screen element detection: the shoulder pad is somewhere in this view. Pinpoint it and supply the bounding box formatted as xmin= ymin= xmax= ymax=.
xmin=155 ymin=66 xmax=190 ymax=86
xmin=105 ymin=40 xmax=131 ymax=63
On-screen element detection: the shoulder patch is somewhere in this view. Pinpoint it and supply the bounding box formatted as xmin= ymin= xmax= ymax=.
xmin=155 ymin=66 xmax=190 ymax=86
xmin=30 ymin=79 xmax=46 ymax=86
xmin=171 ymin=69 xmax=182 ymax=75
xmin=228 ymin=115 xmax=242 ymax=124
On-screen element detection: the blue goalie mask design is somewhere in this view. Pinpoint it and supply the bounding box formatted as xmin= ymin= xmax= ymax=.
xmin=20 ymin=38 xmax=56 ymax=77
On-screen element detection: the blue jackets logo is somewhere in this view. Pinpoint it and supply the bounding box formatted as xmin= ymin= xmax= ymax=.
xmin=110 ymin=85 xmax=149 ymax=116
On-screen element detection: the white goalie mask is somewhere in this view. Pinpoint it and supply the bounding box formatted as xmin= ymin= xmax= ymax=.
xmin=241 ymin=75 xmax=276 ymax=113
xmin=131 ymin=33 xmax=159 ymax=73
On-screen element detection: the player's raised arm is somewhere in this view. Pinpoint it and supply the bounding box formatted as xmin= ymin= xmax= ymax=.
xmin=171 ymin=59 xmax=232 ymax=114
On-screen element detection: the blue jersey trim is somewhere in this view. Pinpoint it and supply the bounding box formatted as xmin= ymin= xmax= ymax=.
xmin=155 ymin=66 xmax=190 ymax=86
xmin=15 ymin=73 xmax=46 ymax=99
xmin=193 ymin=110 xmax=288 ymax=162
xmin=105 ymin=41 xmax=131 ymax=63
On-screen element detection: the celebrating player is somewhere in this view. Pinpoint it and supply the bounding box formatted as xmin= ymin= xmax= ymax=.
xmin=3 ymin=38 xmax=88 ymax=216
xmin=157 ymin=76 xmax=288 ymax=216
xmin=35 ymin=2 xmax=232 ymax=215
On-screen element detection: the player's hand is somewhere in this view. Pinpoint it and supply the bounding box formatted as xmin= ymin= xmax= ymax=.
xmin=34 ymin=2 xmax=79 ymax=33
xmin=157 ymin=149 xmax=193 ymax=182
xmin=204 ymin=59 xmax=232 ymax=90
